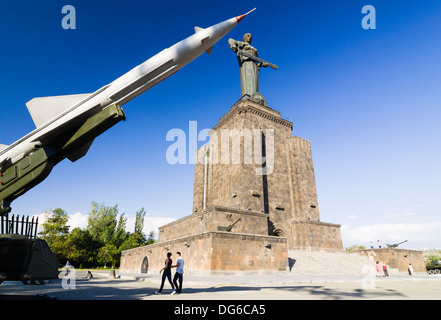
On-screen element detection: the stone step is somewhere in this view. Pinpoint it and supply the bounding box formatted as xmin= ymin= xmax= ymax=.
xmin=288 ymin=250 xmax=377 ymax=275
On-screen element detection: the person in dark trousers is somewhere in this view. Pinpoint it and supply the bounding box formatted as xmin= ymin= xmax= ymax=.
xmin=155 ymin=252 xmax=176 ymax=295
xmin=172 ymin=252 xmax=184 ymax=294
xmin=382 ymin=261 xmax=389 ymax=278
xmin=408 ymin=263 xmax=414 ymax=275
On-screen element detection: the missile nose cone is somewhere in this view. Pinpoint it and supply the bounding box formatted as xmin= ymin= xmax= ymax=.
xmin=235 ymin=14 xmax=246 ymax=22
xmin=236 ymin=7 xmax=257 ymax=22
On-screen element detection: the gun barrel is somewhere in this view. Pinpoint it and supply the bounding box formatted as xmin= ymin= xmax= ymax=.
xmin=237 ymin=49 xmax=279 ymax=70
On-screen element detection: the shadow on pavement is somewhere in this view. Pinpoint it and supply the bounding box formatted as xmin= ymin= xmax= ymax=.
xmin=0 ymin=277 xmax=410 ymax=300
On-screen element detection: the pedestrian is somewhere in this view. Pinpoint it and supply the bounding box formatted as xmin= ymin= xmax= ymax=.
xmin=172 ymin=251 xmax=184 ymax=294
xmin=370 ymin=241 xmax=374 ymax=249
xmin=408 ymin=263 xmax=414 ymax=276
xmin=155 ymin=252 xmax=176 ymax=295
xmin=65 ymin=260 xmax=72 ymax=276
xmin=382 ymin=261 xmax=389 ymax=278
xmin=377 ymin=240 xmax=381 ymax=249
xmin=375 ymin=261 xmax=382 ymax=277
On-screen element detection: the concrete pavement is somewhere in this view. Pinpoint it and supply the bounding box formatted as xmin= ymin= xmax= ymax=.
xmin=1 ymin=270 xmax=441 ymax=300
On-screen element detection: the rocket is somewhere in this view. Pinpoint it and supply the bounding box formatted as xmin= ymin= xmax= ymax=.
xmin=0 ymin=9 xmax=256 ymax=215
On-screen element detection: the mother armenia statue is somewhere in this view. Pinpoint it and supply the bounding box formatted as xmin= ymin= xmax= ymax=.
xmin=228 ymin=33 xmax=277 ymax=106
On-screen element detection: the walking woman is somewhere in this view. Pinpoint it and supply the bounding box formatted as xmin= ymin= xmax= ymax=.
xmin=155 ymin=252 xmax=176 ymax=295
xmin=375 ymin=261 xmax=382 ymax=277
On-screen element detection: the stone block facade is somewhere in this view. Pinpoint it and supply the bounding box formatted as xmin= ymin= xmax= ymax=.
xmin=357 ymin=249 xmax=426 ymax=273
xmin=289 ymin=220 xmax=342 ymax=252
xmin=158 ymin=206 xmax=269 ymax=242
xmin=192 ymin=97 xmax=343 ymax=251
xmin=120 ymin=97 xmax=343 ymax=275
xmin=120 ymin=231 xmax=288 ymax=275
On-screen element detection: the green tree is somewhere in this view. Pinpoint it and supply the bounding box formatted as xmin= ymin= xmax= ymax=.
xmin=39 ymin=208 xmax=70 ymax=262
xmin=345 ymin=244 xmax=366 ymax=253
xmin=146 ymin=230 xmax=156 ymax=245
xmin=134 ymin=207 xmax=146 ymax=235
xmin=97 ymin=244 xmax=119 ymax=268
xmin=39 ymin=202 xmax=158 ymax=268
xmin=426 ymin=255 xmax=441 ymax=266
xmin=39 ymin=208 xmax=70 ymax=240
xmin=85 ymin=201 xmax=130 ymax=267
xmin=64 ymin=228 xmax=100 ymax=268
xmin=87 ymin=201 xmax=127 ymax=246
xmin=119 ymin=232 xmax=145 ymax=251
xmin=113 ymin=214 xmax=128 ymax=248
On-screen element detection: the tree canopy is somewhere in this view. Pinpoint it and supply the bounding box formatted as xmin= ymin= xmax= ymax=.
xmin=38 ymin=203 xmax=156 ymax=268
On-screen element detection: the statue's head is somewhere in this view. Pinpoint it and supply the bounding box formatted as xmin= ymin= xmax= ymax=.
xmin=242 ymin=33 xmax=252 ymax=44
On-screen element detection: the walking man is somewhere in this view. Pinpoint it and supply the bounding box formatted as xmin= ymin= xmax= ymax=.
xmin=382 ymin=261 xmax=390 ymax=278
xmin=172 ymin=252 xmax=184 ymax=294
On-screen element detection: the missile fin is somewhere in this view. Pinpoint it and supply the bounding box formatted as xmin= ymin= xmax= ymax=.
xmin=0 ymin=144 xmax=8 ymax=152
xmin=205 ymin=46 xmax=213 ymax=55
xmin=194 ymin=26 xmax=204 ymax=33
xmin=200 ymin=36 xmax=210 ymax=44
xmin=26 ymin=93 xmax=92 ymax=128
xmin=0 ymin=158 xmax=9 ymax=171
xmin=66 ymin=139 xmax=94 ymax=162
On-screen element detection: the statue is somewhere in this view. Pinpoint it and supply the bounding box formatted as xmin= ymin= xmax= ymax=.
xmin=228 ymin=33 xmax=278 ymax=106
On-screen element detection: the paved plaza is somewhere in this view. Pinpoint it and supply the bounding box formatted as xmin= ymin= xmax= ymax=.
xmin=1 ymin=270 xmax=440 ymax=300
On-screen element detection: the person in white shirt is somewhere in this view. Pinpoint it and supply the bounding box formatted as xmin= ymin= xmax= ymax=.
xmin=408 ymin=263 xmax=414 ymax=275
xmin=172 ymin=252 xmax=184 ymax=294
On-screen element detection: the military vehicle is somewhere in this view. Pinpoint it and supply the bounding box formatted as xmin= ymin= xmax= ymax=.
xmin=218 ymin=218 xmax=242 ymax=232
xmin=0 ymin=215 xmax=59 ymax=284
xmin=426 ymin=259 xmax=441 ymax=275
xmin=386 ymin=240 xmax=408 ymax=248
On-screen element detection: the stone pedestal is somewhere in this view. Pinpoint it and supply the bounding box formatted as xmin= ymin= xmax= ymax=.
xmin=192 ymin=97 xmax=343 ymax=251
xmin=120 ymin=231 xmax=287 ymax=275
xmin=120 ymin=97 xmax=343 ymax=275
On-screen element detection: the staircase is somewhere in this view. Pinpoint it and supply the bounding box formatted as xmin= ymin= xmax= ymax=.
xmin=288 ymin=250 xmax=379 ymax=275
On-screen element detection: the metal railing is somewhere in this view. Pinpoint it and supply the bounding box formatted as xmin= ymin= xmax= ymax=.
xmin=0 ymin=214 xmax=38 ymax=239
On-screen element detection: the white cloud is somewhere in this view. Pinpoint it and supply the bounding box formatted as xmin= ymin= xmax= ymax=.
xmin=124 ymin=214 xmax=176 ymax=235
xmin=383 ymin=212 xmax=418 ymax=219
xmin=341 ymin=221 xmax=441 ymax=249
xmin=68 ymin=212 xmax=89 ymax=230
xmin=346 ymin=214 xmax=359 ymax=219
xmin=384 ymin=214 xmax=400 ymax=218
xmin=142 ymin=217 xmax=176 ymax=236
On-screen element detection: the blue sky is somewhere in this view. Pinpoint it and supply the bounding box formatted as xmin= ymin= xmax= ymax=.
xmin=1 ymin=0 xmax=440 ymax=249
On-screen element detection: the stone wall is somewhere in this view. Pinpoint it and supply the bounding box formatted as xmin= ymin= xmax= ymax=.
xmin=191 ymin=97 xmax=343 ymax=251
xmin=120 ymin=231 xmax=288 ymax=275
xmin=210 ymin=232 xmax=288 ymax=273
xmin=158 ymin=206 xmax=269 ymax=242
xmin=357 ymin=248 xmax=426 ymax=273
xmin=193 ymin=99 xmax=293 ymax=217
xmin=285 ymin=136 xmax=320 ymax=222
xmin=120 ymin=97 xmax=344 ymax=275
xmin=289 ymin=220 xmax=343 ymax=252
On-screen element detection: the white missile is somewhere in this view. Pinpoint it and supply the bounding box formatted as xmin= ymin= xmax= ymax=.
xmin=0 ymin=10 xmax=255 ymax=215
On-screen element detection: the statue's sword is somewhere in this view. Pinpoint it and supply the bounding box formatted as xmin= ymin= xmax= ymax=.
xmin=237 ymin=49 xmax=279 ymax=70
